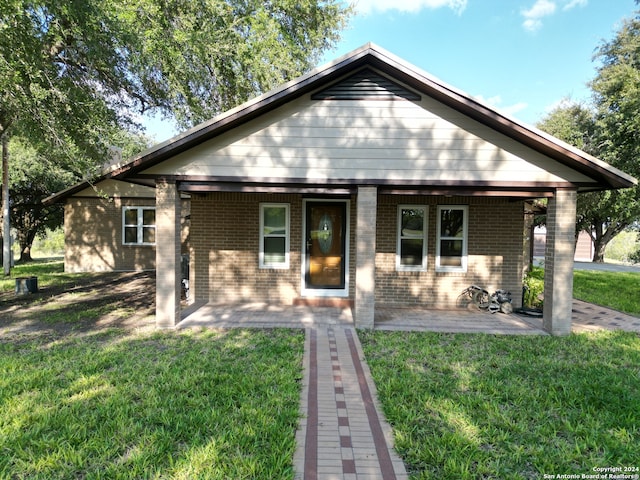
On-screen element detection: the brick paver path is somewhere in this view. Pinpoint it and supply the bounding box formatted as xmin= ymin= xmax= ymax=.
xmin=294 ymin=326 xmax=408 ymax=480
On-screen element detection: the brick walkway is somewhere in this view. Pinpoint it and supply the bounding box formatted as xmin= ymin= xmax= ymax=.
xmin=293 ymin=325 xmax=408 ymax=480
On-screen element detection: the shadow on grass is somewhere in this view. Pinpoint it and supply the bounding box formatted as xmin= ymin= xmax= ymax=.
xmin=0 ymin=263 xmax=156 ymax=337
xmin=0 ymin=328 xmax=304 ymax=479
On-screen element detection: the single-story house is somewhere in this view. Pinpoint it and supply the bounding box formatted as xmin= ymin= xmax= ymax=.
xmin=46 ymin=44 xmax=636 ymax=335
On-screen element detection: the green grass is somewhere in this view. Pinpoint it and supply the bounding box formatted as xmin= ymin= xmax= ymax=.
xmin=0 ymin=258 xmax=86 ymax=293
xmin=573 ymin=270 xmax=640 ymax=315
xmin=359 ymin=330 xmax=640 ymax=479
xmin=522 ymin=266 xmax=640 ymax=315
xmin=0 ymin=328 xmax=304 ymax=479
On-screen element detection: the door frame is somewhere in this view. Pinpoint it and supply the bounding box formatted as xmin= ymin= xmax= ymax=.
xmin=301 ymin=198 xmax=350 ymax=298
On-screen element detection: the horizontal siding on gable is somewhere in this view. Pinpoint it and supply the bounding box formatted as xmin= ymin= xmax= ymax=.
xmin=143 ymin=97 xmax=593 ymax=185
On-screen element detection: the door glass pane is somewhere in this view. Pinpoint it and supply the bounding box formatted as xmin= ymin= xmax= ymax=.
xmin=263 ymin=207 xmax=286 ymax=235
xmin=306 ymin=203 xmax=345 ymax=289
xmin=264 ymin=237 xmax=286 ymax=263
xmin=440 ymin=209 xmax=464 ymax=237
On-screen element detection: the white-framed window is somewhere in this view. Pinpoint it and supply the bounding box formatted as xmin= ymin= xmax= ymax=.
xmin=260 ymin=203 xmax=290 ymax=269
xmin=123 ymin=207 xmax=156 ymax=245
xmin=436 ymin=205 xmax=468 ymax=272
xmin=396 ymin=205 xmax=428 ymax=271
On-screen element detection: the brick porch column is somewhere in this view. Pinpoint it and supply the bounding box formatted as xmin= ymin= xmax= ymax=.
xmin=355 ymin=186 xmax=377 ymax=329
xmin=155 ymin=179 xmax=182 ymax=328
xmin=543 ymin=188 xmax=577 ymax=335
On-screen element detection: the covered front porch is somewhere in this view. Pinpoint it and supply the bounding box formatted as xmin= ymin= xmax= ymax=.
xmin=157 ymin=182 xmax=578 ymax=335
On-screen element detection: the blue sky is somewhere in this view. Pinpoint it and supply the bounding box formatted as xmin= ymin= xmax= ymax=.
xmin=144 ymin=0 xmax=636 ymax=142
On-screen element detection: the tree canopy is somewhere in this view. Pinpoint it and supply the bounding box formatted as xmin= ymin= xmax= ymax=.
xmin=537 ymin=9 xmax=640 ymax=263
xmin=1 ymin=0 xmax=351 ymax=142
xmin=1 ymin=0 xmax=351 ymax=269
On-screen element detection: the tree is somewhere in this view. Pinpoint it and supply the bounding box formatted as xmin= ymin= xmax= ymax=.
xmin=8 ymin=139 xmax=72 ymax=262
xmin=1 ymin=0 xmax=352 ymax=272
xmin=6 ymin=132 xmax=150 ymax=262
xmin=537 ymin=10 xmax=640 ymax=263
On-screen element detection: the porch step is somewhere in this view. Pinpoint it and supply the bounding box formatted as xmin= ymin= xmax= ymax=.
xmin=293 ymin=298 xmax=354 ymax=308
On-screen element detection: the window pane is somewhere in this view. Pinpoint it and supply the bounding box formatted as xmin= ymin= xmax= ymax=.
xmin=143 ymin=209 xmax=155 ymax=225
xmin=401 ymin=209 xmax=424 ymax=237
xmin=400 ymin=239 xmax=423 ymax=266
xmin=440 ymin=209 xmax=464 ymax=237
xmin=124 ymin=227 xmax=138 ymax=243
xmin=264 ymin=237 xmax=286 ymax=264
xmin=264 ymin=207 xmax=286 ymax=235
xmin=143 ymin=227 xmax=156 ymax=243
xmin=440 ymin=255 xmax=463 ymax=267
xmin=124 ymin=209 xmax=137 ymax=225
xmin=441 ymin=239 xmax=463 ymax=256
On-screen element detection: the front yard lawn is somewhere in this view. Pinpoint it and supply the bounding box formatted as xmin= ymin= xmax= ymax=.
xmin=573 ymin=269 xmax=640 ymax=316
xmin=360 ymin=330 xmax=640 ymax=479
xmin=0 ymin=328 xmax=304 ymax=479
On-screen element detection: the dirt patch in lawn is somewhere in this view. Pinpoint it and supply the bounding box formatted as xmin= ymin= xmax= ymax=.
xmin=0 ymin=271 xmax=156 ymax=340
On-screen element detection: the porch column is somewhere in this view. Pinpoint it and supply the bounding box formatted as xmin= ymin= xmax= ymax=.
xmin=543 ymin=187 xmax=577 ymax=335
xmin=355 ymin=186 xmax=377 ymax=329
xmin=155 ymin=179 xmax=182 ymax=328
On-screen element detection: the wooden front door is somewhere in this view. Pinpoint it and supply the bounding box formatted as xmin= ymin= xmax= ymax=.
xmin=305 ymin=201 xmax=346 ymax=291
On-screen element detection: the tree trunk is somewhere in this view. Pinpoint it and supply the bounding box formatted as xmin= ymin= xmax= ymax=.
xmin=592 ymin=237 xmax=607 ymax=263
xmin=2 ymin=133 xmax=10 ymax=276
xmin=19 ymin=245 xmax=33 ymax=262
xmin=18 ymin=229 xmax=38 ymax=262
xmin=590 ymin=219 xmax=628 ymax=263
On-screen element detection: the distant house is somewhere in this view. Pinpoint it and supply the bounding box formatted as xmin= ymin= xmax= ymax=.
xmin=46 ymin=44 xmax=636 ymax=335
xmin=534 ymin=227 xmax=594 ymax=262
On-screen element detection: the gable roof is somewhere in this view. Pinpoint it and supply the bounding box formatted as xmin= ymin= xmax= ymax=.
xmin=45 ymin=43 xmax=636 ymax=204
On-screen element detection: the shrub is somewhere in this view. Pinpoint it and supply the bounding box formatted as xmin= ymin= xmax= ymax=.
xmin=523 ymin=265 xmax=544 ymax=308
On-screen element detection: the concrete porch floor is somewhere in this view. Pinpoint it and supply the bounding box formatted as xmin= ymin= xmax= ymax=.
xmin=178 ymin=301 xmax=547 ymax=334
xmin=178 ymin=300 xmax=640 ymax=334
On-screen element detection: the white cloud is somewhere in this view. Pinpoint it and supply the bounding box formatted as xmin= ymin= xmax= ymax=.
xmin=521 ymin=0 xmax=557 ymax=32
xmin=355 ymin=0 xmax=468 ymax=15
xmin=474 ymin=94 xmax=528 ymax=116
xmin=520 ymin=0 xmax=587 ymax=32
xmin=502 ymin=102 xmax=529 ymax=116
xmin=563 ymin=0 xmax=587 ymax=11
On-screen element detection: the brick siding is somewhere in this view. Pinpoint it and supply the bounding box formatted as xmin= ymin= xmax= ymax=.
xmin=189 ymin=192 xmax=525 ymax=308
xmin=376 ymin=195 xmax=524 ymax=308
xmin=64 ymin=197 xmax=189 ymax=272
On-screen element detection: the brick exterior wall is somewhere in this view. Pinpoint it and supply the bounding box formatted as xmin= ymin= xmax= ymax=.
xmin=156 ymin=180 xmax=182 ymax=328
xmin=189 ymin=192 xmax=525 ymax=309
xmin=543 ymin=188 xmax=577 ymax=335
xmin=355 ymin=187 xmax=378 ymax=328
xmin=64 ymin=197 xmax=189 ymax=273
xmin=189 ymin=192 xmax=359 ymax=304
xmin=191 ymin=192 xmax=299 ymax=304
xmin=376 ymin=195 xmax=525 ymax=308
